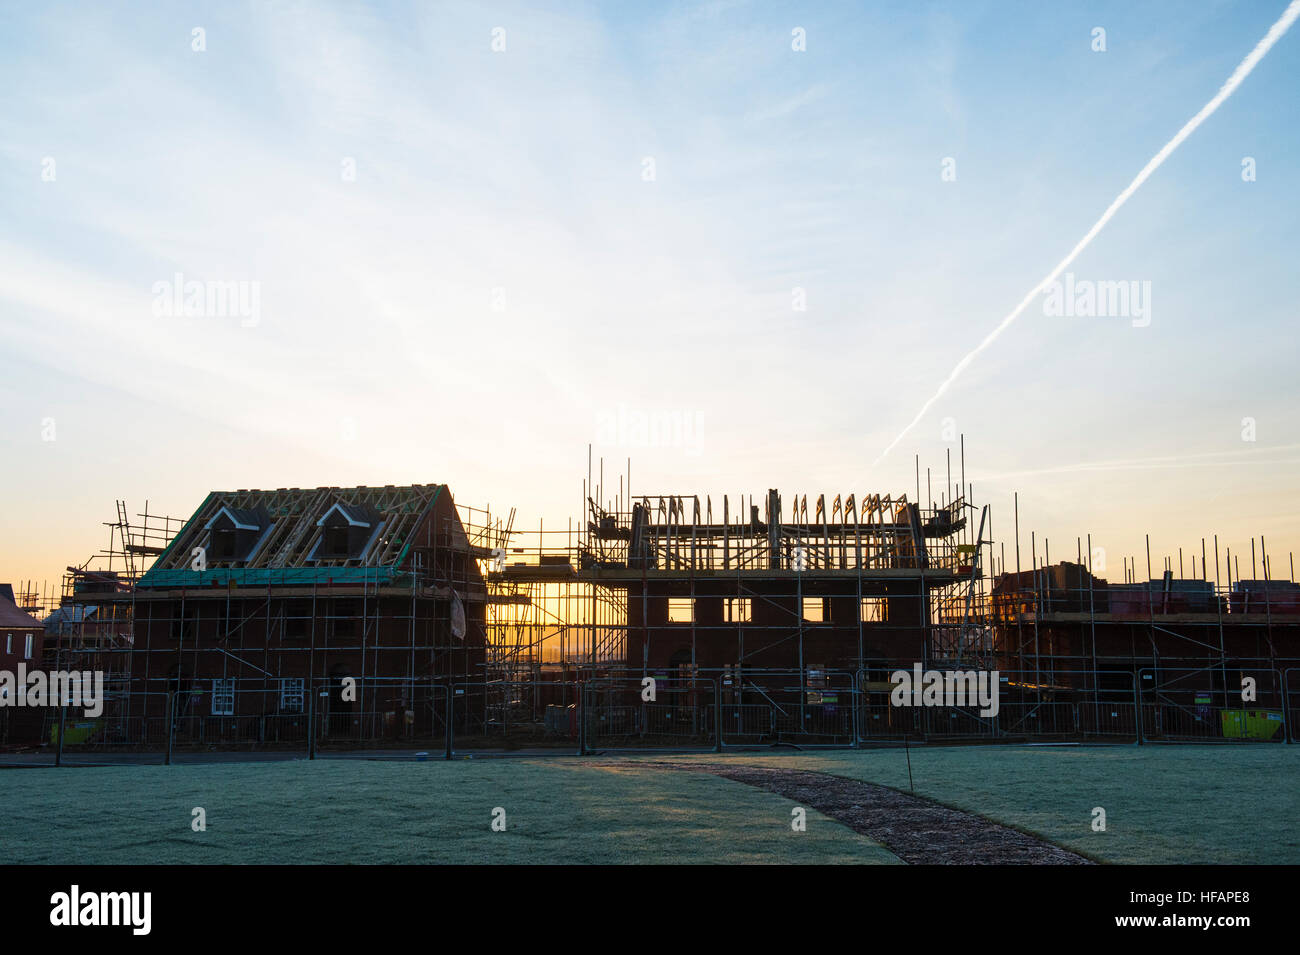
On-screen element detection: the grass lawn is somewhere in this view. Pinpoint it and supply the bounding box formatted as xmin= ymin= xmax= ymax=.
xmin=1 ymin=757 xmax=899 ymax=864
xmin=682 ymin=744 xmax=1300 ymax=864
xmin=7 ymin=745 xmax=1291 ymax=864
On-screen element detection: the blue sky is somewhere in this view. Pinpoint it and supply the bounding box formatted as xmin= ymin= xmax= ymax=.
xmin=2 ymin=0 xmax=1298 ymax=590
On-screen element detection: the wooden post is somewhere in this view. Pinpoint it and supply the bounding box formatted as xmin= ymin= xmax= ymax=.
xmin=578 ymin=670 xmax=587 ymax=756
xmin=165 ymin=691 xmax=174 ymax=766
xmin=56 ymin=704 xmax=67 ymax=767
xmin=713 ymin=677 xmax=722 ymax=753
xmin=307 ymin=680 xmax=316 ymax=760
xmin=444 ymin=683 xmax=453 ymax=760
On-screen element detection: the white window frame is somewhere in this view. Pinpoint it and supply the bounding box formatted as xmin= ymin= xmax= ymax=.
xmin=280 ymin=678 xmax=305 ymax=713
xmin=24 ymin=634 xmax=33 ymax=658
xmin=211 ymin=678 xmax=235 ymax=716
xmin=5 ymin=633 xmax=11 ymax=654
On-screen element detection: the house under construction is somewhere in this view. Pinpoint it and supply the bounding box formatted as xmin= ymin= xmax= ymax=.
xmin=39 ymin=453 xmax=1300 ymax=747
xmin=490 ymin=488 xmax=985 ymax=667
xmin=51 ymin=485 xmax=490 ymax=744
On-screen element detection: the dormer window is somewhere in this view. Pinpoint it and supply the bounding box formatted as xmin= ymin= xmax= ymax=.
xmin=311 ymin=502 xmax=384 ymax=562
xmin=204 ymin=506 xmax=271 ymax=564
xmin=322 ymin=524 xmax=351 ymax=558
xmin=211 ymin=526 xmax=239 ymax=559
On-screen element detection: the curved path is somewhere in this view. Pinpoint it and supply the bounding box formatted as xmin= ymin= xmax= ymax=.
xmin=597 ymin=759 xmax=1094 ymax=865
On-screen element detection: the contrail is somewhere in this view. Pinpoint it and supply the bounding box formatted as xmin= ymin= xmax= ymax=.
xmin=874 ymin=1 xmax=1300 ymax=466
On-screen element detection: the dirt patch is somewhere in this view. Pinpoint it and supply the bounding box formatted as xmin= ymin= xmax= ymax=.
xmin=596 ymin=760 xmax=1093 ymax=865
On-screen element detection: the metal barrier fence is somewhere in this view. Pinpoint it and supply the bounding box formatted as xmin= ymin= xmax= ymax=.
xmin=579 ymin=675 xmax=719 ymax=750
xmin=28 ymin=662 xmax=1297 ymax=758
xmin=1137 ymin=666 xmax=1288 ymax=743
xmin=855 ymin=670 xmax=1138 ymax=742
xmin=38 ymin=678 xmax=450 ymax=755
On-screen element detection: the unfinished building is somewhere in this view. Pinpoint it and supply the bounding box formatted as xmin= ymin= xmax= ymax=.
xmin=476 ymin=479 xmax=991 ymax=742
xmin=577 ymin=489 xmax=985 ymax=672
xmin=34 ymin=453 xmax=1300 ymax=749
xmin=990 ymin=548 xmax=1300 ymax=739
xmin=87 ymin=485 xmax=490 ymax=743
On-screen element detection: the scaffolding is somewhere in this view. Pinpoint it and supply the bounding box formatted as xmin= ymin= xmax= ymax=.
xmin=27 ymin=444 xmax=1299 ymax=751
xmin=52 ymin=502 xmax=185 ymax=659
xmin=474 ymin=453 xmax=995 ymax=732
xmin=12 ymin=580 xmax=57 ymax=619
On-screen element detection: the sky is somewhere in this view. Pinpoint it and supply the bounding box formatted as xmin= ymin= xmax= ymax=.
xmin=1 ymin=0 xmax=1298 ymax=600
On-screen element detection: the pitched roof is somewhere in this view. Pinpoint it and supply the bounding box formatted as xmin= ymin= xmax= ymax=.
xmin=139 ymin=484 xmax=448 ymax=587
xmin=317 ymin=501 xmax=383 ymax=527
xmin=42 ymin=605 xmax=97 ymax=630
xmin=0 ymin=595 xmax=42 ymax=630
xmin=205 ymin=505 xmax=270 ymax=531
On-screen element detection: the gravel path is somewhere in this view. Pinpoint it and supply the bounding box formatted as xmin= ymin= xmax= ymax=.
xmin=595 ymin=759 xmax=1094 ymax=865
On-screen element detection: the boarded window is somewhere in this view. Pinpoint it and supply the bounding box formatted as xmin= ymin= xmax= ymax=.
xmin=217 ymin=600 xmax=238 ymax=643
xmin=170 ymin=605 xmax=196 ymax=642
xmin=284 ymin=599 xmax=312 ymax=640
xmin=322 ymin=525 xmax=351 ymax=558
xmin=210 ymin=527 xmax=238 ymax=559
xmin=333 ymin=598 xmax=361 ymax=638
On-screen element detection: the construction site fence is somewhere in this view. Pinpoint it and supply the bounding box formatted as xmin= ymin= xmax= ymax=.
xmin=15 ymin=662 xmax=1298 ymax=757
